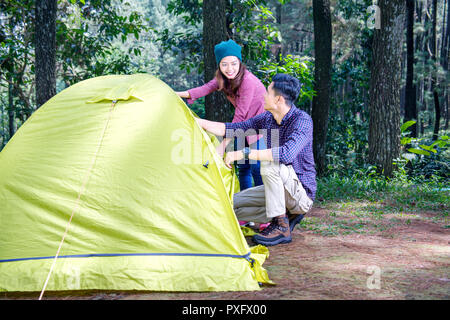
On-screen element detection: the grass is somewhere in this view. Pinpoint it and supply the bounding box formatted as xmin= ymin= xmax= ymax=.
xmin=298 ymin=173 xmax=450 ymax=237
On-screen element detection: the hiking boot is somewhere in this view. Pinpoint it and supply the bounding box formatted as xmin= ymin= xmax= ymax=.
xmin=287 ymin=213 xmax=304 ymax=232
xmin=253 ymin=216 xmax=291 ymax=246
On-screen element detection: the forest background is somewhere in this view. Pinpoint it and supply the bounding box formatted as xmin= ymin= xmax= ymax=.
xmin=1 ymin=0 xmax=449 ymax=185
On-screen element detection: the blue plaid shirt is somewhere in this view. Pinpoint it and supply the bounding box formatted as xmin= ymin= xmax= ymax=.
xmin=225 ymin=106 xmax=317 ymax=200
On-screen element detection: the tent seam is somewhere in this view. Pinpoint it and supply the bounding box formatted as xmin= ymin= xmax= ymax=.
xmin=0 ymin=251 xmax=253 ymax=263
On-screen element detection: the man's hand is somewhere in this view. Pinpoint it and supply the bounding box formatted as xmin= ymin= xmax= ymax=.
xmin=215 ymin=137 xmax=232 ymax=158
xmin=224 ymin=150 xmax=244 ymax=169
xmin=195 ymin=118 xmax=226 ymax=137
xmin=216 ymin=144 xmax=225 ymax=158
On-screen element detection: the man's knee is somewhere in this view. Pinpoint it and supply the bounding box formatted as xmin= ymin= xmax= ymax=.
xmin=260 ymin=161 xmax=281 ymax=177
xmin=261 ymin=161 xmax=292 ymax=185
xmin=233 ymin=185 xmax=265 ymax=209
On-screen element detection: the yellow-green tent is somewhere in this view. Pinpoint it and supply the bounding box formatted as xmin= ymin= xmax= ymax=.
xmin=0 ymin=74 xmax=271 ymax=293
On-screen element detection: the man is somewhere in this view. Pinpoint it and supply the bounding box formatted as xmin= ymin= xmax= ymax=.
xmin=196 ymin=73 xmax=316 ymax=246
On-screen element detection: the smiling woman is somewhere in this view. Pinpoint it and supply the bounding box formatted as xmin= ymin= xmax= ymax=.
xmin=219 ymin=56 xmax=240 ymax=79
xmin=216 ymin=56 xmax=246 ymax=98
xmin=174 ymin=39 xmax=268 ymax=191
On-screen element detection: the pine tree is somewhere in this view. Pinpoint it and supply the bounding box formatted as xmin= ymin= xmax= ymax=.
xmin=368 ymin=0 xmax=406 ymax=177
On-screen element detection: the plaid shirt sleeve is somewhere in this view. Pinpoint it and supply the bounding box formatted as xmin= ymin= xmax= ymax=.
xmin=271 ymin=116 xmax=313 ymax=164
xmin=224 ymin=112 xmax=267 ymax=138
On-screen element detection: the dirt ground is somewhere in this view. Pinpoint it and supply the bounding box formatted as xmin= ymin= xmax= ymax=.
xmin=3 ymin=205 xmax=448 ymax=301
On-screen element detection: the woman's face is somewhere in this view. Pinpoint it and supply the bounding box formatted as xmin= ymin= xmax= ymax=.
xmin=219 ymin=56 xmax=240 ymax=80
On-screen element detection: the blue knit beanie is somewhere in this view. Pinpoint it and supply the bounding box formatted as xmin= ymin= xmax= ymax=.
xmin=214 ymin=39 xmax=242 ymax=65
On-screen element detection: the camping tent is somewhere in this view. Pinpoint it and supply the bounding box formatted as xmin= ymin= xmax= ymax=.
xmin=0 ymin=74 xmax=271 ymax=294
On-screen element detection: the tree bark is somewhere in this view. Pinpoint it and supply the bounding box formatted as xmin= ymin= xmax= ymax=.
xmin=202 ymin=0 xmax=232 ymax=122
xmin=311 ymin=0 xmax=332 ymax=177
xmin=442 ymin=0 xmax=450 ymax=129
xmin=422 ymin=0 xmax=431 ymax=128
xmin=404 ymin=0 xmax=417 ymax=137
xmin=4 ymin=17 xmax=16 ymax=139
xmin=431 ymin=0 xmax=441 ymax=139
xmin=276 ymin=3 xmax=282 ymax=61
xmin=441 ymin=0 xmax=447 ymax=63
xmin=368 ymin=0 xmax=406 ymax=177
xmin=415 ymin=0 xmax=424 ymax=136
xmin=442 ymin=0 xmax=450 ymax=70
xmin=35 ymin=0 xmax=57 ymax=109
xmin=8 ymin=78 xmax=16 ymax=140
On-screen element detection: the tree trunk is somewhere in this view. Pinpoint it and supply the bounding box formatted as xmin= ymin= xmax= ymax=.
xmin=35 ymin=0 xmax=57 ymax=109
xmin=431 ymin=0 xmax=441 ymax=139
xmin=444 ymin=0 xmax=450 ymax=71
xmin=441 ymin=0 xmax=447 ymax=63
xmin=415 ymin=0 xmax=424 ymax=136
xmin=368 ymin=0 xmax=406 ymax=177
xmin=405 ymin=0 xmax=417 ymax=137
xmin=8 ymin=79 xmax=16 ymax=140
xmin=0 ymin=102 xmax=4 ymax=150
xmin=311 ymin=0 xmax=332 ymax=177
xmin=202 ymin=0 xmax=232 ymax=122
xmin=446 ymin=95 xmax=449 ymax=130
xmin=6 ymin=19 xmax=16 ymax=140
xmin=422 ymin=0 xmax=431 ymax=127
xmin=276 ymin=3 xmax=282 ymax=61
xmin=442 ymin=0 xmax=450 ymax=129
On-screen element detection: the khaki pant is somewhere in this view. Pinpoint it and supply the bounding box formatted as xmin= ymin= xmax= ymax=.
xmin=233 ymin=161 xmax=313 ymax=223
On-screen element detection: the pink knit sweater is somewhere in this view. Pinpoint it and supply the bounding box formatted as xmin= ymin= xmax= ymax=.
xmin=187 ymin=69 xmax=266 ymax=145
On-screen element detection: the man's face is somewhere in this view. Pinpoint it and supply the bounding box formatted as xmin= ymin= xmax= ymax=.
xmin=264 ymin=82 xmax=279 ymax=111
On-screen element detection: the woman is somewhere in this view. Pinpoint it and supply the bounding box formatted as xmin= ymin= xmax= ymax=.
xmin=176 ymin=39 xmax=266 ymax=190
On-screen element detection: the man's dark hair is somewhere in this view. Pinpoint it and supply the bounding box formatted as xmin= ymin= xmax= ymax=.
xmin=272 ymin=73 xmax=302 ymax=106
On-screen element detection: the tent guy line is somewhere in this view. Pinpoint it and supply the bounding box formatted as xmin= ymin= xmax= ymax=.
xmin=38 ymin=100 xmax=118 ymax=300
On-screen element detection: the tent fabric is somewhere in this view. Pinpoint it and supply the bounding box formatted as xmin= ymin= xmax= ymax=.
xmin=0 ymin=74 xmax=272 ymax=292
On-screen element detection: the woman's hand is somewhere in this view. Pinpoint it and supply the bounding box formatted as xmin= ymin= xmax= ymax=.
xmin=176 ymin=91 xmax=191 ymax=99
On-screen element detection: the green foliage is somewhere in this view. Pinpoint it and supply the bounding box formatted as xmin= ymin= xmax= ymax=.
xmin=317 ymin=169 xmax=449 ymax=211
xmin=324 ymin=0 xmax=448 ymax=182
xmin=1 ymin=0 xmax=448 ymax=186
xmin=325 ymin=58 xmax=371 ymax=176
xmin=154 ymin=0 xmax=204 ymax=75
xmin=321 ymin=0 xmax=374 ymax=177
xmin=398 ymin=120 xmax=449 ymax=181
xmin=0 ymin=0 xmax=35 ymax=122
xmin=166 ymin=0 xmax=202 ymax=26
xmin=400 ymin=120 xmax=449 ymax=156
xmin=57 ymin=0 xmax=149 ymax=86
xmin=326 ymin=115 xmax=368 ymax=176
xmin=189 ymin=97 xmax=205 ymax=119
xmin=157 ymin=0 xmax=281 ymax=75
xmin=155 ymin=26 xmax=203 ymax=74
xmin=230 ymin=0 xmax=281 ymax=69
xmin=0 ymin=0 xmax=149 ymax=148
xmin=255 ymin=54 xmax=315 ymax=109
xmin=306 ymin=171 xmax=449 ymax=238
